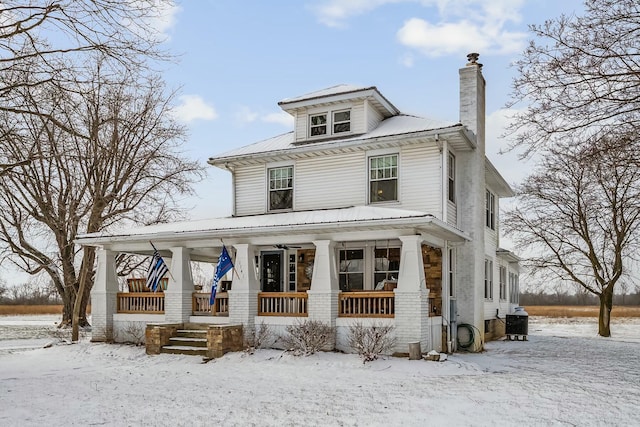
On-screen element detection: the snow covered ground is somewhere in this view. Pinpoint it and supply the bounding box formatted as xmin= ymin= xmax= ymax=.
xmin=0 ymin=315 xmax=639 ymax=426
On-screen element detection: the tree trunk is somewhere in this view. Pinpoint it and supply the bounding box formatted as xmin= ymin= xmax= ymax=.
xmin=598 ymin=289 xmax=613 ymax=337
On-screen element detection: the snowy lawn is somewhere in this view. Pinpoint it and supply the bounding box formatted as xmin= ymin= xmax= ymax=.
xmin=0 ymin=316 xmax=639 ymax=426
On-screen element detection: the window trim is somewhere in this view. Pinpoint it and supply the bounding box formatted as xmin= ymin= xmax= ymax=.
xmin=484 ymin=258 xmax=494 ymax=300
xmin=485 ymin=189 xmax=496 ymax=230
xmin=267 ymin=165 xmax=294 ymax=212
xmin=448 ymin=152 xmax=456 ymax=203
xmin=499 ymin=265 xmax=507 ymax=300
xmin=339 ymin=248 xmax=365 ymax=291
xmin=369 ymin=153 xmax=399 ymax=204
xmin=308 ymin=108 xmax=352 ymax=139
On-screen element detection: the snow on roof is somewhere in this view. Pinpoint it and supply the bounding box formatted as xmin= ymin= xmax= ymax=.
xmin=210 ymin=114 xmax=458 ymax=161
xmin=77 ymin=206 xmax=454 ymax=243
xmin=278 ymin=84 xmax=374 ymax=104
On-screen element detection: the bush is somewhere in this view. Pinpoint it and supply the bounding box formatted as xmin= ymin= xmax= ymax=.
xmin=281 ymin=319 xmax=334 ymax=356
xmin=348 ymin=322 xmax=396 ymax=363
xmin=245 ymin=321 xmax=273 ymax=354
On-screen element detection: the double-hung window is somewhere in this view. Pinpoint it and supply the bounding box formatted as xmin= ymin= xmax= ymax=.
xmin=333 ymin=110 xmax=351 ymax=133
xmin=485 ymin=190 xmax=495 ymax=230
xmin=268 ymin=166 xmax=293 ymax=211
xmin=373 ymin=247 xmax=400 ymax=288
xmin=484 ymin=259 xmax=493 ymax=300
xmin=499 ymin=266 xmax=507 ymax=300
xmin=448 ymin=152 xmax=455 ymax=203
xmin=369 ymin=154 xmax=398 ymax=203
xmin=310 ymin=114 xmax=327 ymax=136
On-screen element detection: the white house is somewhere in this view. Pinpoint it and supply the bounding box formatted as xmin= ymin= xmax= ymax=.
xmin=77 ymin=53 xmax=520 ymax=355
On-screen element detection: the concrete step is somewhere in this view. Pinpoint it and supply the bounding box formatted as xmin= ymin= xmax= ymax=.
xmin=161 ymin=345 xmax=208 ymax=357
xmin=169 ymin=337 xmax=207 ymax=348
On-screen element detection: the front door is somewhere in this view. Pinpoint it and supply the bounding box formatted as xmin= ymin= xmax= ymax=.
xmin=262 ymin=251 xmax=283 ymax=292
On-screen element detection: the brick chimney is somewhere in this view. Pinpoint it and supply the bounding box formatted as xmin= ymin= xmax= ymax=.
xmin=459 ymin=52 xmax=485 ymax=152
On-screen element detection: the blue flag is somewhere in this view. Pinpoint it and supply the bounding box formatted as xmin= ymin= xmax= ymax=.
xmin=211 ymin=246 xmax=234 ymax=305
xmin=146 ymin=248 xmax=169 ymax=292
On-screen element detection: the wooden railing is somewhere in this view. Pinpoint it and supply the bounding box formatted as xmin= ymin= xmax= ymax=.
xmin=192 ymin=292 xmax=229 ymax=316
xmin=258 ymin=292 xmax=308 ymax=317
xmin=338 ymin=291 xmax=395 ymax=318
xmin=117 ymin=292 xmax=165 ymax=314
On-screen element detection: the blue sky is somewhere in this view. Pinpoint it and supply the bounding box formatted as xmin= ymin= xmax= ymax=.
xmin=1 ymin=0 xmax=588 ymax=284
xmin=159 ymin=0 xmax=585 ymax=219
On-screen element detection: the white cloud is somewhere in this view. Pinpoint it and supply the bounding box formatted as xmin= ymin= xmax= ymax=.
xmin=262 ymin=111 xmax=294 ymax=127
xmin=313 ymin=0 xmax=406 ymax=28
xmin=234 ymin=107 xmax=294 ymax=128
xmin=148 ymin=0 xmax=181 ymax=36
xmin=172 ymin=95 xmax=217 ymax=123
xmin=312 ymin=0 xmax=527 ymax=57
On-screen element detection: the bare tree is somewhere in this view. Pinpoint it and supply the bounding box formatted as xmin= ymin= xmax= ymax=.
xmin=504 ymin=134 xmax=640 ymax=336
xmin=0 ymin=1 xmax=174 ymax=115
xmin=506 ymin=0 xmax=640 ymax=156
xmin=0 ymin=61 xmax=204 ymax=331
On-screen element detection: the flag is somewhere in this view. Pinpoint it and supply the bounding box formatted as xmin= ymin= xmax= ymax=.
xmin=146 ymin=248 xmax=169 ymax=292
xmin=211 ymin=245 xmax=234 ymax=305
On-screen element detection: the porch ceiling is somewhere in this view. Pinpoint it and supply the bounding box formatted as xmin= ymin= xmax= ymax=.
xmin=75 ymin=206 xmax=469 ymax=259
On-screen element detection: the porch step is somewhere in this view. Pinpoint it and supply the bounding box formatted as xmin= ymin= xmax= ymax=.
xmin=161 ymin=345 xmax=208 ymax=357
xmin=175 ymin=329 xmax=207 ymax=339
xmin=168 ymin=336 xmax=207 ymax=347
xmin=160 ymin=325 xmax=210 ymax=356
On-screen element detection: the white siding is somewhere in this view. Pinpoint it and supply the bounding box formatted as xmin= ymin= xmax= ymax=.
xmin=447 ymin=201 xmax=457 ymax=225
xmin=398 ymin=145 xmax=441 ymax=214
xmin=350 ymin=101 xmax=365 ymax=134
xmin=295 ymin=152 xmax=366 ymax=210
xmin=235 ymin=164 xmax=266 ymax=216
xmin=295 ymin=113 xmax=307 ymax=142
xmin=365 ymin=101 xmax=383 ymax=132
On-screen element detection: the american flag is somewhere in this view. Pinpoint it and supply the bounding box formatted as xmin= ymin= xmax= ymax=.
xmin=146 ymin=248 xmax=169 ymax=292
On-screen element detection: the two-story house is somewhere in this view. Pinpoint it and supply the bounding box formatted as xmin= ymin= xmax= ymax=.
xmin=78 ymin=54 xmax=520 ymax=354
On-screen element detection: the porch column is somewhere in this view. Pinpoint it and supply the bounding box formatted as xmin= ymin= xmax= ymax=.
xmin=229 ymin=244 xmax=259 ymax=338
xmin=91 ymin=248 xmax=118 ymax=342
xmin=308 ymin=240 xmax=339 ymax=329
xmin=395 ymin=235 xmax=430 ymax=353
xmin=164 ymin=247 xmax=193 ymax=323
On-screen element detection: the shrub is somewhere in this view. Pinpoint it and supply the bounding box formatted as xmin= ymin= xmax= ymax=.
xmin=348 ymin=322 xmax=396 ymax=363
xmin=281 ymin=319 xmax=334 ymax=356
xmin=245 ymin=321 xmax=273 ymax=354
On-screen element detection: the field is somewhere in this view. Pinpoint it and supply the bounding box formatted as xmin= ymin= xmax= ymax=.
xmin=0 ymin=305 xmax=63 ymax=315
xmin=523 ymin=305 xmax=640 ymax=317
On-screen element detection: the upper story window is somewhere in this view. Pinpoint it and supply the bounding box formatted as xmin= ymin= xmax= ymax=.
xmin=485 ymin=189 xmax=495 ymax=230
xmin=310 ymin=114 xmax=327 ymax=137
xmin=309 ymin=109 xmax=351 ymax=138
xmin=268 ymin=166 xmax=293 ymax=211
xmin=333 ymin=110 xmax=351 ymax=133
xmin=448 ymin=152 xmax=456 ymax=203
xmin=369 ymin=154 xmax=398 ymax=203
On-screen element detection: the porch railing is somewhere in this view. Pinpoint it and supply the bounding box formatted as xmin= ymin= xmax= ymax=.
xmin=192 ymin=292 xmax=229 ymax=316
xmin=117 ymin=292 xmax=165 ymax=314
xmin=258 ymin=292 xmax=308 ymax=317
xmin=338 ymin=291 xmax=395 ymax=318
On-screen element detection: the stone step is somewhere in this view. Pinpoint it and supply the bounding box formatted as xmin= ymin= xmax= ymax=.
xmin=183 ymin=323 xmax=211 ymax=330
xmin=161 ymin=345 xmax=208 ymax=357
xmin=169 ymin=337 xmax=207 ymax=348
xmin=176 ymin=329 xmax=207 ymax=339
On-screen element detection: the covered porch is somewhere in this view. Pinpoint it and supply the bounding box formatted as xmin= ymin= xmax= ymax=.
xmin=80 ymin=206 xmax=468 ymax=354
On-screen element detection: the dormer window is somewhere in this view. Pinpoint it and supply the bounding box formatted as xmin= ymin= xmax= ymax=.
xmin=333 ymin=110 xmax=351 ymax=133
xmin=310 ymin=114 xmax=327 ymax=136
xmin=308 ymin=109 xmax=351 ymax=138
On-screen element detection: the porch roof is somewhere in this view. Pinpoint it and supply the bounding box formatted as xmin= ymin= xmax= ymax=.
xmin=76 ymin=206 xmax=469 ymax=258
